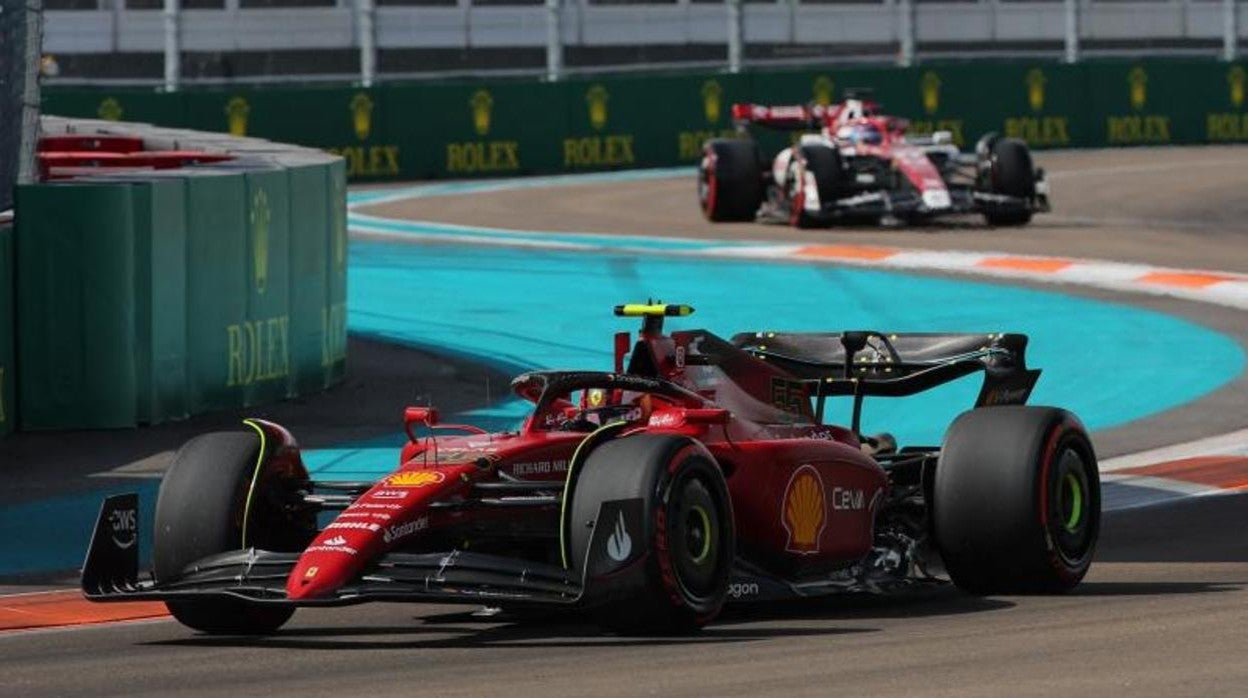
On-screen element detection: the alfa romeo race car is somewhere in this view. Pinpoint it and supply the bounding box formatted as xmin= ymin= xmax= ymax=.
xmin=83 ymin=304 xmax=1099 ymax=635
xmin=699 ymin=94 xmax=1050 ymax=228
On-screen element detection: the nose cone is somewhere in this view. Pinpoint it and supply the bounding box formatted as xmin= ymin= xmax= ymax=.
xmin=287 ymin=553 xmax=355 ymax=601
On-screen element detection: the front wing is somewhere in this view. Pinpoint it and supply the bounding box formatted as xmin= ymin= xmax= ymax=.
xmin=82 ymin=494 xmax=641 ymax=609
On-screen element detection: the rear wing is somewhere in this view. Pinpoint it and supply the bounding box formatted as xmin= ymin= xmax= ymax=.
xmin=731 ymin=103 xmax=824 ymax=131
xmin=731 ymin=331 xmax=1040 ymax=432
xmin=730 ymin=99 xmax=886 ymax=132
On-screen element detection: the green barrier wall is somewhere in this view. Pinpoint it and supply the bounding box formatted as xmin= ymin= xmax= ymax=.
xmin=41 ymin=59 xmax=1248 ymax=182
xmin=14 ymin=158 xmax=346 ymax=430
xmin=0 ymin=222 xmax=14 ymax=438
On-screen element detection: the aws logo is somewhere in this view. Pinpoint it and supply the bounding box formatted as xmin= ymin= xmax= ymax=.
xmin=250 ymin=188 xmax=270 ymax=294
xmin=97 ymin=98 xmax=123 ymax=122
xmin=702 ymin=80 xmax=723 ymax=125
xmin=226 ymin=96 xmax=250 ymax=136
xmin=782 ymin=465 xmax=826 ymax=555
xmin=812 ymin=76 xmax=834 ymax=107
xmin=471 ymin=89 xmax=494 ymax=136
xmin=350 ymin=92 xmax=374 ymax=140
xmin=921 ymin=71 xmax=941 ymax=114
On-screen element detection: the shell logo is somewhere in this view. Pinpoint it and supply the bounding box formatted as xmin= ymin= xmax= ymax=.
xmin=782 ymin=464 xmax=826 ymax=555
xmin=385 ymin=470 xmax=446 ymax=488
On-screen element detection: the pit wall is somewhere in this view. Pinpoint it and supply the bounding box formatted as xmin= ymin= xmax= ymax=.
xmin=42 ymin=58 xmax=1248 ymax=181
xmin=11 ymin=118 xmax=347 ymax=431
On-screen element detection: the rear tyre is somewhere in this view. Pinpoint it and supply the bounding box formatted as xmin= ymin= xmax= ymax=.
xmin=934 ymin=406 xmax=1100 ymax=594
xmin=570 ymin=434 xmax=734 ymax=635
xmin=154 ymin=430 xmax=312 ymax=634
xmin=982 ymin=137 xmax=1035 ymax=226
xmin=699 ymin=138 xmax=763 ymax=222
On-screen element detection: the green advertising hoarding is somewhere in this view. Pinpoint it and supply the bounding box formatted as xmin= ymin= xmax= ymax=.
xmin=41 ymin=59 xmax=1248 ymax=183
xmin=0 ymin=222 xmax=14 ymax=437
xmin=12 ymin=158 xmax=346 ymax=430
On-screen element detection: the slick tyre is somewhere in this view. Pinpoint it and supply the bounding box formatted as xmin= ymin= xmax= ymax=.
xmin=699 ymin=139 xmax=764 ymax=222
xmin=570 ymin=434 xmax=734 ymax=635
xmin=787 ymin=145 xmax=842 ymax=229
xmin=154 ymin=430 xmax=312 ymax=634
xmin=934 ymin=406 xmax=1100 ymax=595
xmin=982 ymin=137 xmax=1035 ymax=226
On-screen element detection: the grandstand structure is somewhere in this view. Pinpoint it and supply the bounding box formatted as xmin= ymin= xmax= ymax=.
xmin=37 ymin=0 xmax=1248 ymax=86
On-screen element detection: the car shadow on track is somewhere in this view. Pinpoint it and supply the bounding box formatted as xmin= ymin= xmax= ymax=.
xmin=1070 ymin=581 xmax=1243 ymax=596
xmin=142 ymin=620 xmax=875 ymax=651
xmin=142 ymin=587 xmax=1020 ymax=651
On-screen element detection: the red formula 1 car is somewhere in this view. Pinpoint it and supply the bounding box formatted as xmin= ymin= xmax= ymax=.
xmin=699 ymin=94 xmax=1050 ymax=228
xmin=83 ymin=304 xmax=1099 ymax=635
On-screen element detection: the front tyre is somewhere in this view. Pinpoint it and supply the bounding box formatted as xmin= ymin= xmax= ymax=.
xmin=934 ymin=406 xmax=1100 ymax=594
xmin=982 ymin=137 xmax=1036 ymax=226
xmin=154 ymin=430 xmax=312 ymax=634
xmin=570 ymin=434 xmax=734 ymax=634
xmin=699 ymin=139 xmax=763 ymax=222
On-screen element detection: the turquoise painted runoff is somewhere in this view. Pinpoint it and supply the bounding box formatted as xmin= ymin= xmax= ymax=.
xmin=303 ymin=240 xmax=1244 ymax=480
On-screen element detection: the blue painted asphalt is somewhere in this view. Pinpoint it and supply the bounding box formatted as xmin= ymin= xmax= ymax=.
xmin=6 ymin=168 xmax=1243 ymax=577
xmin=302 ymin=240 xmax=1244 ymax=481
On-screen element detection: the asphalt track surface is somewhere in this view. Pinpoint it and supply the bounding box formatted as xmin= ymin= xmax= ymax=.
xmin=4 ymin=146 xmax=1248 ymax=695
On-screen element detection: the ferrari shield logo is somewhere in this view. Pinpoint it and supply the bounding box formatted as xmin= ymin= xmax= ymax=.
xmin=350 ymin=92 xmax=374 ymax=141
xmin=782 ymin=465 xmax=826 ymax=555
xmin=471 ymin=89 xmax=494 ymax=136
xmin=1128 ymin=66 xmax=1148 ymax=111
xmin=702 ymin=80 xmax=723 ymax=125
xmin=250 ymin=188 xmax=271 ymax=294
xmin=921 ymin=71 xmax=941 ymax=114
xmin=812 ymin=76 xmax=835 ymax=107
xmin=1229 ymin=66 xmax=1245 ymax=108
xmin=226 ymin=96 xmax=250 ymax=136
xmin=1026 ymin=68 xmax=1046 ymax=112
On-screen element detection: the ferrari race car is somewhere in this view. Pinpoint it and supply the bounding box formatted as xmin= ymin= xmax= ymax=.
xmin=699 ymin=94 xmax=1050 ymax=228
xmin=83 ymin=304 xmax=1099 ymax=635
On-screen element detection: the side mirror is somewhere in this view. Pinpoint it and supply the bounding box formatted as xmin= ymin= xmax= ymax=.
xmin=404 ymin=406 xmax=439 ymax=442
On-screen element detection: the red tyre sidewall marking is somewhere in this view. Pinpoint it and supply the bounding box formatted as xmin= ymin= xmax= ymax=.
xmin=701 ymin=148 xmax=718 ymax=218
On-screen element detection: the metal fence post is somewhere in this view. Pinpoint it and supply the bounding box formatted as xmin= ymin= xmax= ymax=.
xmin=357 ymin=0 xmax=376 ymax=87
xmin=546 ymin=0 xmax=563 ymax=81
xmin=1223 ymin=0 xmax=1237 ymax=61
xmin=898 ymin=0 xmax=914 ymax=67
xmin=1064 ymin=0 xmax=1079 ymax=63
xmin=163 ymin=0 xmax=179 ymax=92
xmin=727 ymin=0 xmax=743 ymax=73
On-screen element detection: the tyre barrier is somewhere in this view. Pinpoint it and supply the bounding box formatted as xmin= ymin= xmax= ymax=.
xmin=7 ymin=116 xmax=347 ymax=431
